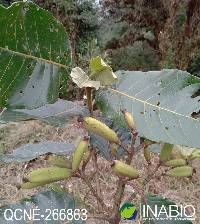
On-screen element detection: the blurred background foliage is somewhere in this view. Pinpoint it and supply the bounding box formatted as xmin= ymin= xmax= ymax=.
xmin=1 ymin=0 xmax=200 ymax=98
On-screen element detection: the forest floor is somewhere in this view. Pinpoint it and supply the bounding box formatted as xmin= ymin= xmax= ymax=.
xmin=0 ymin=118 xmax=199 ymax=224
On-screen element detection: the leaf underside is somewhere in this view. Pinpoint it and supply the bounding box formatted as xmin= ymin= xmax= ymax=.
xmin=98 ymin=69 xmax=200 ymax=148
xmin=0 ymin=141 xmax=75 ymax=163
xmin=0 ymin=99 xmax=90 ymax=126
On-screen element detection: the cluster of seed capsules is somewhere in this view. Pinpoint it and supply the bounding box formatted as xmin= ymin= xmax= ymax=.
xmin=21 ymin=111 xmax=197 ymax=189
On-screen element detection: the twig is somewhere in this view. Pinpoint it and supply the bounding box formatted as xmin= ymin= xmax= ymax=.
xmin=85 ymin=87 xmax=93 ymax=116
xmin=81 ymin=174 xmax=108 ymax=212
xmin=112 ymin=178 xmax=126 ymax=223
xmin=111 ymin=131 xmax=138 ymax=223
xmin=92 ymin=151 xmax=102 ymax=212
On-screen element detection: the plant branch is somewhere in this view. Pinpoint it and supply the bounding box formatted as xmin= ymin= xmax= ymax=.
xmin=80 ymin=174 xmax=108 ymax=212
xmin=92 ymin=151 xmax=102 ymax=212
xmin=111 ymin=130 xmax=138 ymax=223
xmin=85 ymin=87 xmax=93 ymax=116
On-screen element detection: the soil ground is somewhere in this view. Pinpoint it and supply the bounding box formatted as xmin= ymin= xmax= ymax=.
xmin=0 ymin=119 xmax=199 ymax=224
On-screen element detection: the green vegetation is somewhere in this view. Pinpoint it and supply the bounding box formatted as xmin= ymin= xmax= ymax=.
xmin=0 ymin=1 xmax=199 ymax=223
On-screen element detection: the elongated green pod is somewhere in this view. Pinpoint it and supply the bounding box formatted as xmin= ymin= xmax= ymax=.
xmin=188 ymin=150 xmax=200 ymax=160
xmin=167 ymin=166 xmax=193 ymax=177
xmin=111 ymin=160 xmax=139 ymax=179
xmin=28 ymin=167 xmax=72 ymax=183
xmin=144 ymin=147 xmax=151 ymax=164
xmin=72 ymin=138 xmax=89 ymax=172
xmin=164 ymin=159 xmax=186 ymax=167
xmin=83 ymin=117 xmax=119 ymax=143
xmin=21 ymin=181 xmax=51 ymax=189
xmin=47 ymin=155 xmax=72 ymax=169
xmin=122 ymin=110 xmax=135 ymax=130
xmin=160 ymin=143 xmax=173 ymax=162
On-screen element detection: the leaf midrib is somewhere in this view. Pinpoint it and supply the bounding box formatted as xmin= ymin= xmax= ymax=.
xmin=0 ymin=47 xmax=68 ymax=69
xmin=110 ymin=88 xmax=199 ymax=121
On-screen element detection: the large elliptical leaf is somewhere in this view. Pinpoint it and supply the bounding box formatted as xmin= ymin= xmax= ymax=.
xmin=0 ymin=141 xmax=75 ymax=163
xmin=98 ymin=69 xmax=200 ymax=148
xmin=0 ymin=99 xmax=89 ymax=126
xmin=0 ymin=1 xmax=70 ymax=109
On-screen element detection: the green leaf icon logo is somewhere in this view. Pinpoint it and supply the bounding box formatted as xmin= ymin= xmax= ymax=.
xmin=119 ymin=202 xmax=138 ymax=221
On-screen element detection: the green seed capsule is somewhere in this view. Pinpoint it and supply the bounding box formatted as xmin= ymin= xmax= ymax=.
xmin=164 ymin=159 xmax=186 ymax=167
xmin=122 ymin=110 xmax=135 ymax=130
xmin=160 ymin=143 xmax=173 ymax=162
xmin=167 ymin=166 xmax=193 ymax=177
xmin=72 ymin=138 xmax=89 ymax=172
xmin=28 ymin=167 xmax=72 ymax=183
xmin=47 ymin=155 xmax=72 ymax=169
xmin=188 ymin=150 xmax=200 ymax=160
xmin=21 ymin=181 xmax=50 ymax=189
xmin=112 ymin=160 xmax=139 ymax=179
xmin=83 ymin=117 xmax=119 ymax=143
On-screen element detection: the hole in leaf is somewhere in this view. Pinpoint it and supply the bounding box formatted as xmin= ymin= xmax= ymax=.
xmin=27 ymin=64 xmax=31 ymax=68
xmin=191 ymin=110 xmax=200 ymax=119
xmin=20 ymin=90 xmax=23 ymax=93
xmin=191 ymin=89 xmax=200 ymax=98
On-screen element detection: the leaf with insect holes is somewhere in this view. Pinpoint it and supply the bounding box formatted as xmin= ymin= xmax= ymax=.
xmin=0 ymin=141 xmax=75 ymax=163
xmin=98 ymin=69 xmax=200 ymax=148
xmin=0 ymin=2 xmax=70 ymax=109
xmin=0 ymin=99 xmax=89 ymax=126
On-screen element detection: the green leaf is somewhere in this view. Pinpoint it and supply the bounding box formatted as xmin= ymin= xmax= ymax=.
xmin=0 ymin=99 xmax=89 ymax=126
xmin=0 ymin=190 xmax=85 ymax=223
xmin=0 ymin=2 xmax=70 ymax=109
xmin=142 ymin=195 xmax=193 ymax=224
xmin=0 ymin=141 xmax=75 ymax=163
xmin=90 ymin=56 xmax=112 ymax=74
xmin=89 ymin=56 xmax=118 ymax=85
xmin=98 ymin=69 xmax=200 ymax=148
